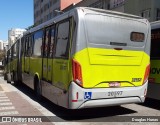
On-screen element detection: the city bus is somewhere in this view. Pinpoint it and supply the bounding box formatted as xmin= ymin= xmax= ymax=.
xmin=148 ymin=21 xmax=160 ymax=100
xmin=4 ymin=37 xmax=22 ymax=84
xmin=5 ymin=7 xmax=151 ymax=109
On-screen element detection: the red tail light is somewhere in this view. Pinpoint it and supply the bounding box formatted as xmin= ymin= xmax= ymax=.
xmin=143 ymin=64 xmax=150 ymax=84
xmin=72 ymin=59 xmax=83 ymax=86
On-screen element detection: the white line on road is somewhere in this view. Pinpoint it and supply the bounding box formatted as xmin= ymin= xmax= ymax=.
xmin=0 ymin=102 xmax=12 ymax=106
xmin=0 ymin=111 xmax=19 ymax=116
xmin=0 ymin=99 xmax=10 ymax=102
xmin=0 ymin=96 xmax=8 ymax=99
xmin=0 ymin=106 xmax=15 ymax=110
xmin=0 ymin=94 xmax=6 ymax=97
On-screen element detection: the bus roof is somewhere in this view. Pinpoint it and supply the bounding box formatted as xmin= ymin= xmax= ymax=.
xmin=24 ymin=7 xmax=145 ymax=35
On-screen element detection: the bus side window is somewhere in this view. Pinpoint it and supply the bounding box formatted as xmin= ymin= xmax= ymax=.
xmin=55 ymin=21 xmax=70 ymax=58
xmin=49 ymin=26 xmax=55 ymax=58
xmin=11 ymin=46 xmax=13 ymax=61
xmin=28 ymin=35 xmax=32 ymax=56
xmin=33 ymin=30 xmax=43 ymax=57
xmin=44 ymin=28 xmax=51 ymax=58
xmin=25 ymin=37 xmax=28 ymax=57
xmin=21 ymin=37 xmax=24 ymax=55
xmin=16 ymin=41 xmax=19 ymax=57
xmin=13 ymin=43 xmax=17 ymax=58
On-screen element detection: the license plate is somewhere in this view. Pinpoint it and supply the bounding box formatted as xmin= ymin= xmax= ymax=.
xmin=108 ymin=91 xmax=123 ymax=97
xmin=109 ymin=82 xmax=121 ymax=87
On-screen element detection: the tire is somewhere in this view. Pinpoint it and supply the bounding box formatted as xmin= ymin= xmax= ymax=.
xmin=7 ymin=73 xmax=11 ymax=83
xmin=13 ymin=71 xmax=20 ymax=86
xmin=4 ymin=73 xmax=7 ymax=80
xmin=35 ymin=77 xmax=42 ymax=101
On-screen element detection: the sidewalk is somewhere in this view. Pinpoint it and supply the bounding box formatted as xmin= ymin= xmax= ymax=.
xmin=0 ymin=72 xmax=54 ymax=125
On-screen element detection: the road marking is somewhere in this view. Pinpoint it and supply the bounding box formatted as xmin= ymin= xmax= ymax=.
xmin=0 ymin=96 xmax=8 ymax=99
xmin=0 ymin=111 xmax=19 ymax=116
xmin=0 ymin=102 xmax=12 ymax=106
xmin=0 ymin=106 xmax=15 ymax=110
xmin=0 ymin=99 xmax=10 ymax=102
xmin=0 ymin=94 xmax=6 ymax=97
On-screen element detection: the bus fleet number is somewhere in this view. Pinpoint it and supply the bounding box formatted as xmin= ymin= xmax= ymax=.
xmin=108 ymin=91 xmax=123 ymax=97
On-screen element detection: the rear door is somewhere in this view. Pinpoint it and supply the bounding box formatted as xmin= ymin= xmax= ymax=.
xmin=24 ymin=36 xmax=32 ymax=74
xmin=47 ymin=26 xmax=55 ymax=82
xmin=42 ymin=28 xmax=50 ymax=81
xmin=52 ymin=18 xmax=72 ymax=90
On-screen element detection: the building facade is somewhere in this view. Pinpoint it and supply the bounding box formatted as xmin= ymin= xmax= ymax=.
xmin=8 ymin=28 xmax=26 ymax=48
xmin=110 ymin=0 xmax=160 ymax=22
xmin=34 ymin=0 xmax=160 ymax=25
xmin=3 ymin=41 xmax=8 ymax=51
xmin=65 ymin=0 xmax=160 ymax=22
xmin=34 ymin=0 xmax=82 ymax=25
xmin=0 ymin=40 xmax=8 ymax=51
xmin=0 ymin=40 xmax=3 ymax=51
xmin=64 ymin=0 xmax=110 ymax=12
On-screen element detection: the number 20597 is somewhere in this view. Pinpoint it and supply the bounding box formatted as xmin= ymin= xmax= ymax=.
xmin=108 ymin=91 xmax=123 ymax=97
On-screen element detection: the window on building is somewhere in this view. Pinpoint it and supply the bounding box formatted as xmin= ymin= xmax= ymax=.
xmin=55 ymin=21 xmax=70 ymax=58
xmin=48 ymin=3 xmax=50 ymax=9
xmin=110 ymin=0 xmax=125 ymax=9
xmin=88 ymin=0 xmax=104 ymax=9
xmin=157 ymin=9 xmax=160 ymax=21
xmin=52 ymin=0 xmax=58 ymax=4
xmin=140 ymin=9 xmax=150 ymax=20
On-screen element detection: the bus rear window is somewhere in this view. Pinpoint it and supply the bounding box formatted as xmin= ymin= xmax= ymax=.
xmin=84 ymin=14 xmax=147 ymax=48
xmin=130 ymin=32 xmax=145 ymax=42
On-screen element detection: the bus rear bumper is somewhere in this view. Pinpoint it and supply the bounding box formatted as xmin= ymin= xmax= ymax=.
xmin=69 ymin=81 xmax=148 ymax=109
xmin=79 ymin=97 xmax=141 ymax=109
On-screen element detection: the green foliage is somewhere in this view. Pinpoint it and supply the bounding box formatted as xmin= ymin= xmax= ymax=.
xmin=25 ymin=24 xmax=36 ymax=30
xmin=0 ymin=50 xmax=5 ymax=61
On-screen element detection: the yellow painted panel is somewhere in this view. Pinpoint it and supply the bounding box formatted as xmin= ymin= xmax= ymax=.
xmin=73 ymin=48 xmax=150 ymax=88
xmin=149 ymin=60 xmax=160 ymax=84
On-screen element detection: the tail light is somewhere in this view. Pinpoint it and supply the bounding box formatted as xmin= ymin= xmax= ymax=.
xmin=72 ymin=59 xmax=83 ymax=86
xmin=143 ymin=64 xmax=150 ymax=84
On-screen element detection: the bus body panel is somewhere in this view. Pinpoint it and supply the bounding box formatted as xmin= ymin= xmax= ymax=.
xmin=73 ymin=48 xmax=149 ymax=88
xmin=29 ymin=57 xmax=42 ymax=78
xmin=72 ymin=11 xmax=150 ymax=89
xmin=47 ymin=59 xmax=53 ymax=81
xmin=148 ymin=20 xmax=160 ymax=100
xmin=52 ymin=59 xmax=69 ymax=90
xmin=149 ymin=60 xmax=160 ymax=83
xmin=69 ymin=81 xmax=148 ymax=109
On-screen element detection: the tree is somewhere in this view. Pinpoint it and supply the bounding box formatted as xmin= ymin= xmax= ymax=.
xmin=0 ymin=50 xmax=5 ymax=61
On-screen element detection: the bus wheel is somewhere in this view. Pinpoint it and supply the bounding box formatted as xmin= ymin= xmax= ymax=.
xmin=13 ymin=71 xmax=19 ymax=86
xmin=35 ymin=77 xmax=42 ymax=101
xmin=4 ymin=73 xmax=7 ymax=80
xmin=7 ymin=73 xmax=11 ymax=83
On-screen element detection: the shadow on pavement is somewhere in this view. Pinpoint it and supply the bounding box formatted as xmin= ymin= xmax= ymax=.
xmin=138 ymin=98 xmax=160 ymax=111
xmin=0 ymin=70 xmax=4 ymax=77
xmin=13 ymin=83 xmax=136 ymax=121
